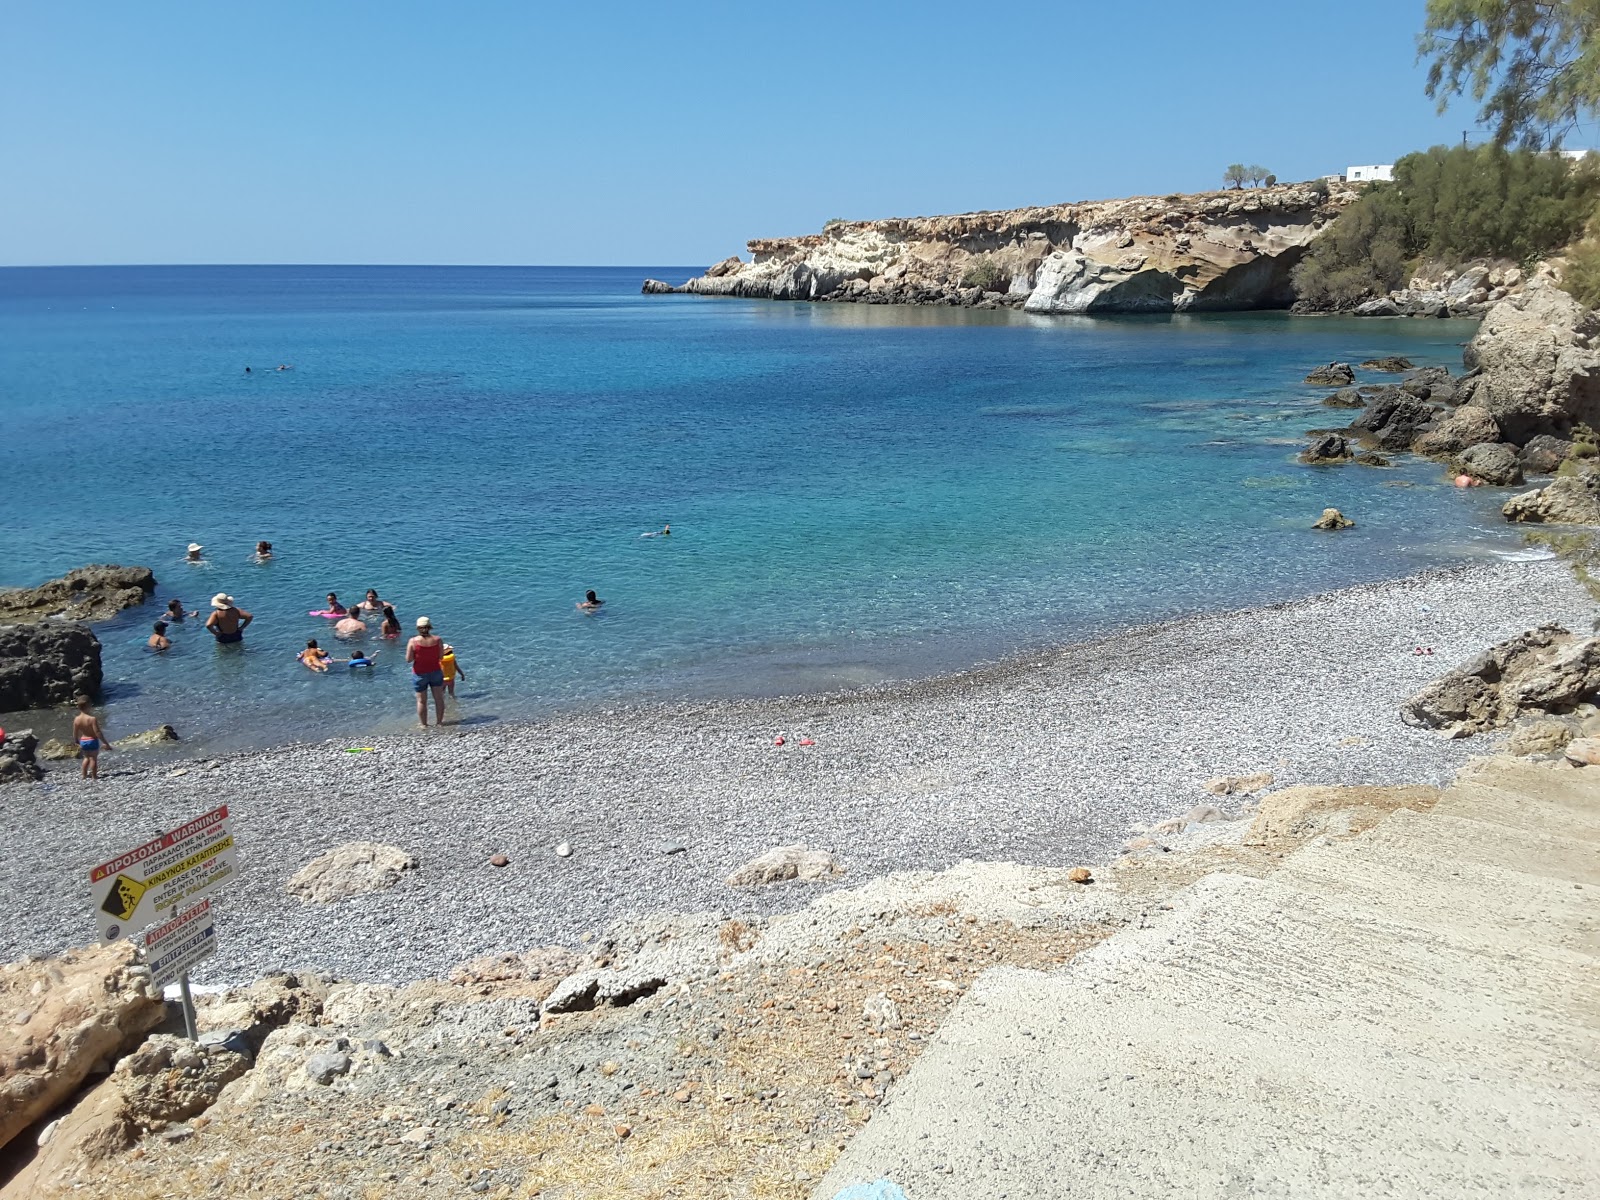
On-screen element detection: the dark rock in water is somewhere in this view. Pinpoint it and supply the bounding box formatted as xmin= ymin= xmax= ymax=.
xmin=1455 ymin=442 xmax=1524 ymax=486
xmin=0 ymin=624 xmax=102 ymax=712
xmin=1353 ymin=451 xmax=1391 ymax=467
xmin=1353 ymin=298 xmax=1401 ymax=318
xmin=1299 ymin=434 xmax=1351 ymax=464
xmin=1323 ymin=388 xmax=1366 ymax=409
xmin=0 ymin=565 xmax=155 ymax=625
xmin=1402 ymin=624 xmax=1600 ymax=737
xmin=0 ymin=729 xmax=43 ymax=784
xmin=1360 ymin=356 xmax=1414 ymax=372
xmin=640 ymin=279 xmax=677 ymax=295
xmin=1312 ymin=507 xmax=1354 ymax=530
xmin=1391 ymin=290 xmax=1447 ymax=318
xmin=1521 ymin=434 xmax=1576 ymax=474
xmin=1304 ymin=362 xmax=1355 ymax=387
xmin=1353 ymin=394 xmax=1438 ymax=450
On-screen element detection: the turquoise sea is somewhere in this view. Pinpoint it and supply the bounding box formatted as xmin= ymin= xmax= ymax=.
xmin=0 ymin=266 xmax=1520 ymax=751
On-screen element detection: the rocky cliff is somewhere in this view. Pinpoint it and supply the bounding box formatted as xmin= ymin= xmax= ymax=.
xmin=647 ymin=183 xmax=1358 ymax=314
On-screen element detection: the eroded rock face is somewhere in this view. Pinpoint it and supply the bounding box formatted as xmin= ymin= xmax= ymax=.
xmin=726 ymin=845 xmax=844 ymax=886
xmin=658 ymin=183 xmax=1353 ymax=314
xmin=1299 ymin=433 xmax=1351 ymax=464
xmin=0 ymin=623 xmax=102 ymax=712
xmin=0 ymin=565 xmax=155 ymax=624
xmin=1465 ymin=275 xmax=1600 ymax=444
xmin=0 ymin=941 xmax=166 ymax=1154
xmin=1412 ymin=406 xmax=1501 ymax=456
xmin=0 ymin=728 xmax=43 ymax=784
xmin=285 ymin=843 xmax=418 ymax=904
xmin=1502 ymin=469 xmax=1600 ymax=524
xmin=1401 ymin=625 xmax=1600 ymax=737
xmin=1520 ymin=434 xmax=1576 ymax=473
xmin=1245 ymin=785 xmax=1440 ymax=848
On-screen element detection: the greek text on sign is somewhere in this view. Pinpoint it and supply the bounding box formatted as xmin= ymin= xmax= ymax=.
xmin=142 ymin=899 xmax=217 ymax=989
xmin=91 ymin=805 xmax=236 ymax=941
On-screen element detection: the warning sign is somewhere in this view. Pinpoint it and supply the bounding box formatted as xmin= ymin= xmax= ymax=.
xmin=90 ymin=805 xmax=237 ymax=941
xmin=142 ymin=899 xmax=217 ymax=989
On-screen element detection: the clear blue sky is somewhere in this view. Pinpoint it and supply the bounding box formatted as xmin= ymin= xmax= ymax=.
xmin=2 ymin=1 xmax=1493 ymax=266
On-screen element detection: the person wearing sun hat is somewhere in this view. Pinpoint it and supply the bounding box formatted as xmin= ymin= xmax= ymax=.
xmin=185 ymin=542 xmax=205 ymax=563
xmin=205 ymin=592 xmax=253 ymax=644
xmin=405 ymin=616 xmax=447 ymax=727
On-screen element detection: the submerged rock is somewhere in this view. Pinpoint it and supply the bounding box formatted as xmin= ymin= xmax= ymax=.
xmin=1299 ymin=433 xmax=1351 ymax=464
xmin=1360 ymin=356 xmax=1414 ymax=372
xmin=1312 ymin=508 xmax=1354 ymax=530
xmin=0 ymin=623 xmax=102 ymax=712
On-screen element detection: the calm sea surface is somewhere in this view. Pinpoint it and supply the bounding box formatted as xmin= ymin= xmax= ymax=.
xmin=0 ymin=266 xmax=1523 ymax=750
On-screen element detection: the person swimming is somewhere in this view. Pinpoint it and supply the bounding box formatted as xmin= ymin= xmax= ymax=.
xmin=344 ymin=648 xmax=376 ymax=668
xmin=297 ymin=639 xmax=332 ymax=672
xmin=148 ymin=621 xmax=171 ymax=651
xmin=359 ymin=589 xmax=387 ymax=614
xmin=576 ymin=589 xmax=604 ymax=611
xmin=254 ymin=540 xmax=273 ymax=560
xmin=324 ymin=592 xmax=347 ymax=615
xmin=165 ymin=598 xmax=197 ymax=621
xmin=334 ymin=608 xmax=368 ymax=639
xmin=186 ymin=542 xmax=205 ymax=563
xmin=640 ymin=523 xmax=671 ymax=538
xmin=380 ymin=605 xmax=401 ymax=639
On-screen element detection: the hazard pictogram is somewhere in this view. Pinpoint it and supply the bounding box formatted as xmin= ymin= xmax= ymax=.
xmin=99 ymin=873 xmax=148 ymax=921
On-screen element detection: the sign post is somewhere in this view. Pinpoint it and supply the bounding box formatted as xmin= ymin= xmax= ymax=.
xmin=89 ymin=805 xmax=236 ymax=1041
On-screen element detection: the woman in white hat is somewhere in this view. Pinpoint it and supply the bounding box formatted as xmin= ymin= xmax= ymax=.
xmin=405 ymin=616 xmax=447 ymax=727
xmin=185 ymin=543 xmax=205 ymax=563
xmin=205 ymin=593 xmax=253 ymax=644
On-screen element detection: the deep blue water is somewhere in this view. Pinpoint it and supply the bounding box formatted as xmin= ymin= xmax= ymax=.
xmin=0 ymin=266 xmax=1521 ymax=750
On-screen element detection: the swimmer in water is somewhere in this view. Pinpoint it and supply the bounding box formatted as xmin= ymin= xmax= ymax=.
xmin=342 ymin=648 xmax=377 ymax=668
xmin=576 ymin=589 xmax=604 ymax=612
xmin=359 ymin=589 xmax=386 ymax=614
xmin=380 ymin=605 xmax=401 ymax=639
xmin=148 ymin=621 xmax=171 ymax=651
xmin=324 ymin=592 xmax=347 ymax=616
xmin=186 ymin=542 xmax=205 ymax=563
xmin=640 ymin=523 xmax=671 ymax=538
xmin=165 ymin=598 xmax=198 ymax=622
xmin=297 ymin=639 xmax=332 ymax=672
xmin=254 ymin=540 xmax=273 ymax=560
xmin=334 ymin=608 xmax=368 ymax=639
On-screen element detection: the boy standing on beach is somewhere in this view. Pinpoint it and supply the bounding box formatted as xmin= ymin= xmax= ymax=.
xmin=72 ymin=696 xmax=112 ymax=780
xmin=441 ymin=643 xmax=466 ymax=698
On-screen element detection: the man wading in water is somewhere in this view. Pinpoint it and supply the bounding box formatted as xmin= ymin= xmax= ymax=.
xmin=206 ymin=593 xmax=253 ymax=643
xmin=405 ymin=616 xmax=447 ymax=727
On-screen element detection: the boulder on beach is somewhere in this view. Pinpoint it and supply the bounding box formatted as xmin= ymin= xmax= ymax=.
xmin=1401 ymin=624 xmax=1600 ymax=737
xmin=1353 ymin=297 xmax=1402 ymax=317
xmin=0 ymin=728 xmax=43 ymax=784
xmin=1502 ymin=469 xmax=1600 ymax=524
xmin=1312 ymin=507 xmax=1354 ymax=530
xmin=1454 ymin=442 xmax=1524 ymax=486
xmin=1304 ymin=362 xmax=1355 ymax=387
xmin=0 ymin=565 xmax=155 ymax=625
xmin=0 ymin=941 xmax=165 ymax=1154
xmin=1412 ymin=406 xmax=1501 ymax=457
xmin=285 ymin=842 xmax=418 ymax=904
xmin=0 ymin=623 xmax=102 ymax=712
xmin=726 ymin=845 xmax=844 ymax=886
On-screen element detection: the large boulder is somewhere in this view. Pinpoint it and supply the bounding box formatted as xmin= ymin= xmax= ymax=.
xmin=0 ymin=565 xmax=155 ymax=624
xmin=1502 ymin=469 xmax=1600 ymax=524
xmin=0 ymin=728 xmax=43 ymax=784
xmin=1322 ymin=387 xmax=1366 ymax=409
xmin=1351 ymin=393 xmax=1437 ymax=450
xmin=1464 ymin=275 xmax=1600 ymax=444
xmin=1299 ymin=433 xmax=1351 ymax=464
xmin=0 ymin=941 xmax=165 ymax=1153
xmin=1412 ymin=406 xmax=1501 ymax=456
xmin=1401 ymin=625 xmax=1600 ymax=737
xmin=285 ymin=842 xmax=418 ymax=904
xmin=0 ymin=623 xmax=102 ymax=712
xmin=1521 ymin=434 xmax=1576 ymax=474
xmin=1359 ymin=356 xmax=1414 ymax=372
xmin=1454 ymin=442 xmax=1524 ymax=486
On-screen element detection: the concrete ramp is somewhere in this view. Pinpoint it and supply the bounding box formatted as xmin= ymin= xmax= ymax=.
xmin=815 ymin=761 xmax=1600 ymax=1199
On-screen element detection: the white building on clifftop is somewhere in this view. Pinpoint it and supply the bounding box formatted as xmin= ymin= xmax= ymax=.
xmin=1346 ymin=164 xmax=1394 ymax=182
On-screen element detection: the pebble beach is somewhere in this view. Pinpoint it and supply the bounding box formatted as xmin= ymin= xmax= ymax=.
xmin=8 ymin=555 xmax=1591 ymax=985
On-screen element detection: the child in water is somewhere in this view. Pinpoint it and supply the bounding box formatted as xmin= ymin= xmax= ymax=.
xmin=325 ymin=593 xmax=347 ymax=615
xmin=441 ymin=643 xmax=466 ymax=697
xmin=576 ymin=589 xmax=604 ymax=611
xmin=297 ymin=639 xmax=332 ymax=672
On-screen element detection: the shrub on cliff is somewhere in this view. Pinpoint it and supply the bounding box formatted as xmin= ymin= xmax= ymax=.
xmin=961 ymin=260 xmax=1009 ymax=292
xmin=1293 ymin=144 xmax=1600 ymax=308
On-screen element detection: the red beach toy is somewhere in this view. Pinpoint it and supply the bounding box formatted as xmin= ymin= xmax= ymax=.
xmin=773 ymin=735 xmax=785 ymax=746
xmin=799 ymin=737 xmax=816 ymax=747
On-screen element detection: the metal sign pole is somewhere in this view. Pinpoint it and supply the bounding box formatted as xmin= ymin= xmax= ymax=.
xmin=178 ymin=970 xmax=199 ymax=1042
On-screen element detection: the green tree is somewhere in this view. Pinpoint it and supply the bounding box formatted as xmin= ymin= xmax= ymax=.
xmin=1224 ymin=163 xmax=1248 ymax=188
xmin=1421 ymin=0 xmax=1600 ymax=148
